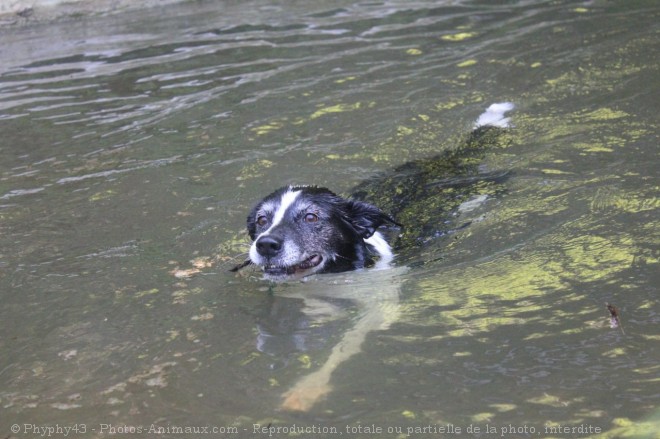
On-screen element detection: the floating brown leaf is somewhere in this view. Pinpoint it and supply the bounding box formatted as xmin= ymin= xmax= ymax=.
xmin=606 ymin=302 xmax=625 ymax=335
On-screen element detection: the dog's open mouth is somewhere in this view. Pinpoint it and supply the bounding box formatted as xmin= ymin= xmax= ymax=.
xmin=264 ymin=254 xmax=323 ymax=277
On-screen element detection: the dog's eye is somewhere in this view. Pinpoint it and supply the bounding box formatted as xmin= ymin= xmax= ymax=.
xmin=304 ymin=213 xmax=319 ymax=223
xmin=256 ymin=216 xmax=269 ymax=227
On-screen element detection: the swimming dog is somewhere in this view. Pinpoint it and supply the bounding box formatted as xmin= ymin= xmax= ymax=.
xmin=233 ymin=103 xmax=514 ymax=412
xmin=242 ymin=185 xmax=399 ymax=281
xmin=233 ymin=102 xmax=514 ymax=281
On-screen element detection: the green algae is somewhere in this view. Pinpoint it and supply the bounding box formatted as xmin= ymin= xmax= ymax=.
xmin=310 ymin=102 xmax=363 ymax=120
xmin=441 ymin=32 xmax=477 ymax=42
xmin=236 ymin=159 xmax=274 ymax=181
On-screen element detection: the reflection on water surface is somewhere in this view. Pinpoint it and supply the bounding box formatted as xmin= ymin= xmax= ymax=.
xmin=1 ymin=1 xmax=658 ymax=437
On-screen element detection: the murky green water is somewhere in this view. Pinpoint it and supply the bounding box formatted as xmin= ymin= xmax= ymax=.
xmin=1 ymin=1 xmax=658 ymax=437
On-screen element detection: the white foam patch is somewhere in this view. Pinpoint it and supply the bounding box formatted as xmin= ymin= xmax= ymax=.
xmin=458 ymin=194 xmax=489 ymax=213
xmin=474 ymin=102 xmax=515 ymax=128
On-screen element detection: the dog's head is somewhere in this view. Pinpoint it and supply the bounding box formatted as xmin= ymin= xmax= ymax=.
xmin=242 ymin=185 xmax=397 ymax=281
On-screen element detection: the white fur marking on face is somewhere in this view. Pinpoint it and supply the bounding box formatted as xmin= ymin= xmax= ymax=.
xmin=256 ymin=187 xmax=301 ymax=240
xmin=270 ymin=188 xmax=301 ymax=230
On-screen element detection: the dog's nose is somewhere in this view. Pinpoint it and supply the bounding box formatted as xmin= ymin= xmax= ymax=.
xmin=255 ymin=235 xmax=283 ymax=257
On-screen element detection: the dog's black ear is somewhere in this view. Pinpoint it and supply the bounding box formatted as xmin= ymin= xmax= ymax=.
xmin=344 ymin=199 xmax=400 ymax=239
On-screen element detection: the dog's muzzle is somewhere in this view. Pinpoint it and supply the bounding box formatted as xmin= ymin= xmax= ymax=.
xmin=254 ymin=235 xmax=323 ymax=277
